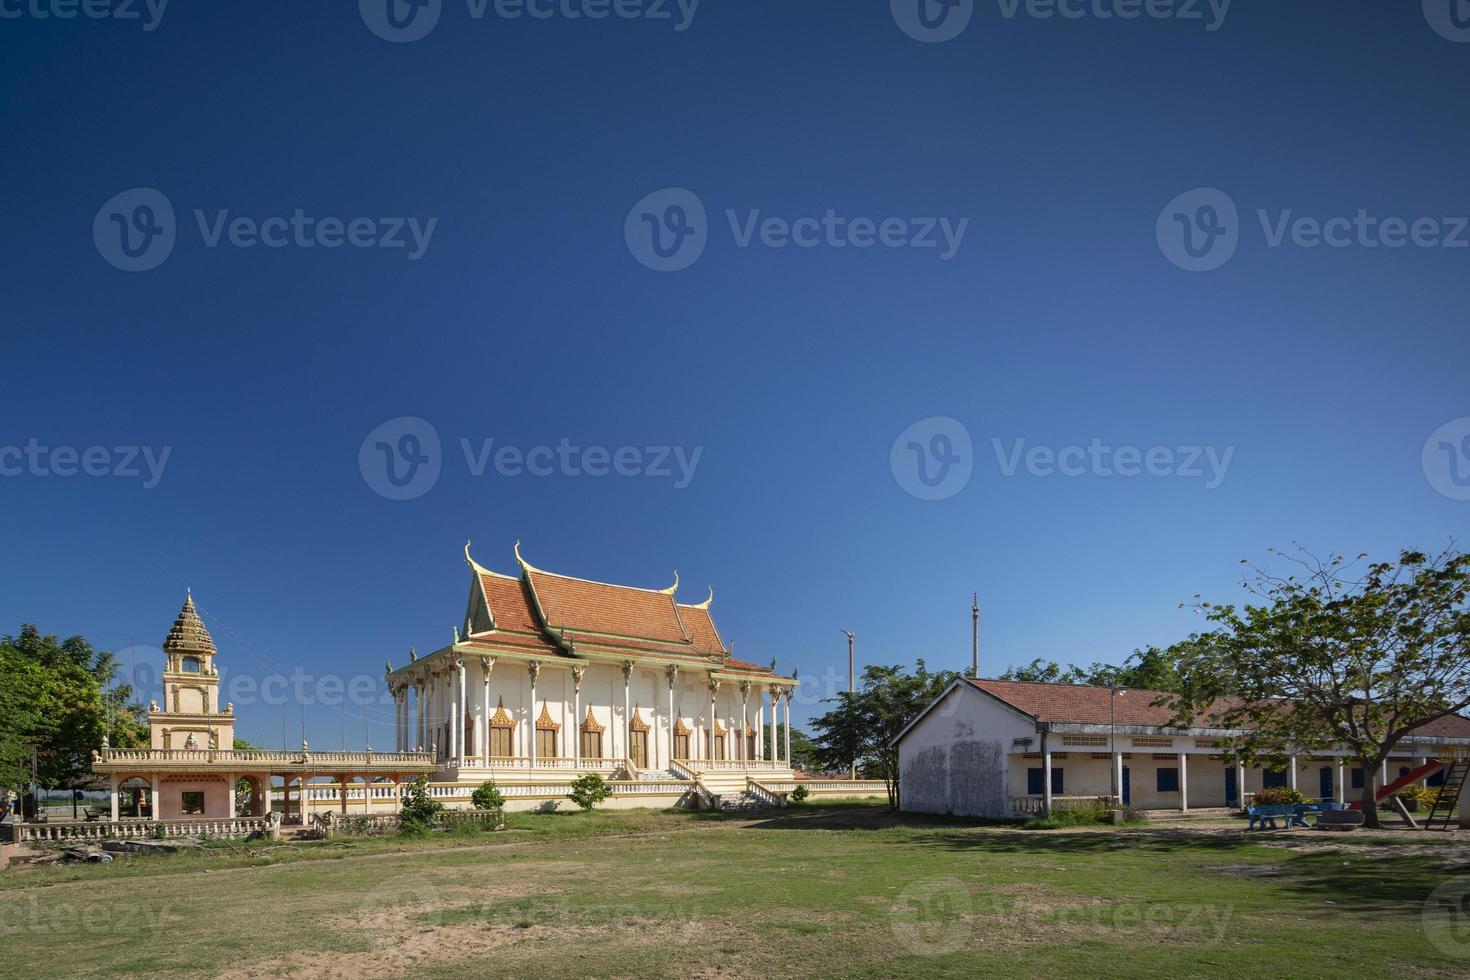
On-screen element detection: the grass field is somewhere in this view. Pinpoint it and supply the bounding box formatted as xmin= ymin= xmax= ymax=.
xmin=6 ymin=802 xmax=1470 ymax=978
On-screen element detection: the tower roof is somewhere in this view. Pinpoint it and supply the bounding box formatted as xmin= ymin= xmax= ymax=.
xmin=163 ymin=591 xmax=217 ymax=657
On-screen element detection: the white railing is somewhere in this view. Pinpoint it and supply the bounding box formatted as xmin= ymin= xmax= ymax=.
xmin=746 ymin=780 xmax=787 ymax=807
xmin=760 ymin=780 xmax=888 ymax=795
xmin=668 ymin=760 xmax=700 ymax=781
xmin=96 ymin=747 xmax=436 ymax=768
xmin=16 ymin=814 xmax=278 ymax=844
xmin=1006 ymin=795 xmax=1103 ymax=816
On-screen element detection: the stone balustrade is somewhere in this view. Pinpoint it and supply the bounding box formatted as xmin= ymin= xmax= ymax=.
xmin=15 ymin=813 xmax=280 ymax=844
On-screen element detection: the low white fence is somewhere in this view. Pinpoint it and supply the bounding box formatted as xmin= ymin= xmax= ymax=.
xmin=761 ymin=780 xmax=889 ymax=797
xmin=15 ymin=813 xmax=280 ymax=844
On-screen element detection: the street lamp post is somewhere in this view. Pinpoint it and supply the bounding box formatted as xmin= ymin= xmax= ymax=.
xmin=841 ymin=630 xmax=856 ymax=779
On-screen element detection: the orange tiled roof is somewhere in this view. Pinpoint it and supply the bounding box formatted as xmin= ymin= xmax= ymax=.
xmin=457 ymin=544 xmax=778 ymax=678
xmin=968 ymin=678 xmax=1470 ymax=740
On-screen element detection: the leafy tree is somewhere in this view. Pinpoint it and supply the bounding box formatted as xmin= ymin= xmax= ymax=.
xmin=999 ymin=646 xmax=1183 ymax=692
xmin=1166 ymin=547 xmax=1470 ymax=829
xmin=471 ymin=780 xmax=505 ymax=810
xmin=0 ymin=625 xmax=147 ymax=805
xmin=809 ymin=662 xmax=959 ymax=808
xmin=399 ymin=774 xmax=443 ymax=833
xmin=998 ymin=658 xmax=1086 ymax=685
xmin=568 ymin=772 xmax=612 ymax=811
xmin=766 ymin=725 xmax=821 ymax=774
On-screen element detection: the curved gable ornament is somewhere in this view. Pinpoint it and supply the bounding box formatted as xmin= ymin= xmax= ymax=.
xmin=535 ymin=703 xmax=561 ymax=732
xmin=673 ymin=716 xmax=692 ymax=736
xmin=629 ymin=707 xmax=650 ymax=733
xmin=581 ymin=706 xmax=605 ymax=734
xmin=489 ymin=697 xmax=516 ymax=729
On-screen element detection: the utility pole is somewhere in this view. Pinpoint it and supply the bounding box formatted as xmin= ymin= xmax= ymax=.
xmin=841 ymin=630 xmax=856 ymax=779
xmin=971 ymin=593 xmax=979 ymax=677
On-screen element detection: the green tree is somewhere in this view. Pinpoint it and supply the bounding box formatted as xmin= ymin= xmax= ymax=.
xmin=809 ymin=662 xmax=959 ymax=808
xmin=399 ymin=774 xmax=443 ymax=833
xmin=1166 ymin=547 xmax=1470 ymax=829
xmin=765 ymin=725 xmax=820 ymax=774
xmin=998 ymin=658 xmax=1086 ymax=685
xmin=999 ymin=647 xmax=1183 ymax=692
xmin=471 ymin=780 xmax=505 ymax=809
xmin=568 ymin=773 xmax=612 ymax=811
xmin=0 ymin=625 xmax=147 ymax=803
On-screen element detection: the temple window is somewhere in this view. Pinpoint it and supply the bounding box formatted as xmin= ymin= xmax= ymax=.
xmin=181 ymin=656 xmax=201 ymax=673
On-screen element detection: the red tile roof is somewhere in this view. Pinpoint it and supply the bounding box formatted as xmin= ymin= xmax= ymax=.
xmin=968 ymin=679 xmax=1470 ymax=740
xmin=453 ymin=545 xmax=778 ymax=678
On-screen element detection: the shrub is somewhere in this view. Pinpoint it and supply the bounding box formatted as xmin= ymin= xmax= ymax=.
xmin=471 ymin=781 xmax=505 ymax=810
xmin=1021 ymin=797 xmax=1143 ymax=830
xmin=399 ymin=775 xmax=443 ymax=836
xmin=790 ymin=783 xmax=810 ymax=803
xmin=568 ymin=773 xmax=613 ymax=812
xmin=1252 ymin=787 xmax=1307 ymax=806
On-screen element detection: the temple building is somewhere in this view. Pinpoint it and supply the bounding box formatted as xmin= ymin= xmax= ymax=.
xmin=382 ymin=543 xmax=802 ymax=807
xmin=92 ymin=594 xmax=436 ymax=823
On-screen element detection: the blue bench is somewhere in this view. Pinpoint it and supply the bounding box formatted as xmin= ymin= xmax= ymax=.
xmin=1247 ymin=804 xmax=1300 ymax=829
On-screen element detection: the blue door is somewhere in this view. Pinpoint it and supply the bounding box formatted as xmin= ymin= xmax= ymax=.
xmin=1319 ymin=766 xmax=1333 ymax=801
xmin=1121 ymin=766 xmax=1131 ymax=805
xmin=1225 ymin=765 xmax=1238 ymax=807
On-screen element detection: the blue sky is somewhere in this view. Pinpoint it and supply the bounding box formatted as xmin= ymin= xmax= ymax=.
xmin=3 ymin=1 xmax=1468 ymax=747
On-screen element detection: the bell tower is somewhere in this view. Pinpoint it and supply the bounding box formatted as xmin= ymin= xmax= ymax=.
xmin=149 ymin=591 xmax=235 ymax=750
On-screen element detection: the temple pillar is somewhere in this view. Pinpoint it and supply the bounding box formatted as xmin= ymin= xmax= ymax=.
xmin=528 ymin=661 xmax=541 ymax=767
xmin=665 ymin=666 xmax=678 ymax=771
xmin=707 ymin=676 xmax=720 ymax=763
xmin=783 ymin=690 xmax=792 ymax=767
xmin=109 ymin=776 xmax=120 ymax=822
xmin=1288 ymin=754 xmax=1298 ymax=792
xmin=1335 ymin=760 xmax=1346 ymax=803
xmin=1042 ymin=743 xmax=1054 ymax=816
xmin=739 ymin=682 xmax=750 ymax=765
xmin=227 ymin=772 xmax=236 ymax=818
xmin=572 ymin=665 xmax=585 ymax=767
xmin=622 ymin=662 xmax=633 ymax=766
xmin=1178 ymin=753 xmax=1188 ymax=812
xmin=151 ymin=775 xmax=161 ymax=819
xmin=455 ymin=657 xmax=467 ymax=765
xmin=481 ymin=657 xmax=495 ymax=766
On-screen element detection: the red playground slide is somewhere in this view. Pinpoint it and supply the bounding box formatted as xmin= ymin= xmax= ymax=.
xmin=1346 ymin=759 xmax=1444 ymax=810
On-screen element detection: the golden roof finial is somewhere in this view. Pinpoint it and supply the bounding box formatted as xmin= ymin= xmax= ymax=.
xmin=659 ymin=570 xmax=680 ymax=595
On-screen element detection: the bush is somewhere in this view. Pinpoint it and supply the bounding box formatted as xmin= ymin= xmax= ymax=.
xmin=471 ymin=781 xmax=505 ymax=810
xmin=790 ymin=783 xmax=810 ymax=803
xmin=399 ymin=775 xmax=443 ymax=834
xmin=568 ymin=773 xmax=612 ymax=812
xmin=1021 ymin=797 xmax=1143 ymax=829
xmin=1252 ymin=786 xmax=1307 ymax=806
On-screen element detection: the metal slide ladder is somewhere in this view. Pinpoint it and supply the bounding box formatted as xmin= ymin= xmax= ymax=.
xmin=1425 ymin=758 xmax=1470 ymax=831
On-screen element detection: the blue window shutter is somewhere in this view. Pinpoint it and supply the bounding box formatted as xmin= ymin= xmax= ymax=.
xmin=1027 ymin=768 xmax=1043 ymax=795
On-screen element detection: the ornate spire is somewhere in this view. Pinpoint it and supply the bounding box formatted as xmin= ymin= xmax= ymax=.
xmin=163 ymin=592 xmax=216 ymax=657
xmin=691 ymin=586 xmax=714 ymax=610
xmin=659 ymin=570 xmax=680 ymax=595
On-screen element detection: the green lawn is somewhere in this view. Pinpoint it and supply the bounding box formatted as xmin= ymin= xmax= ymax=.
xmin=5 ymin=803 xmax=1470 ymax=978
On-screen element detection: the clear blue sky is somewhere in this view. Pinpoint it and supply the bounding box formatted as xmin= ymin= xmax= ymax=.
xmin=3 ymin=1 xmax=1467 ymax=748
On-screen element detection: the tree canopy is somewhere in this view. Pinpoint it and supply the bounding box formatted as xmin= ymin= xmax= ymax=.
xmin=998 ymin=645 xmax=1183 ymax=692
xmin=1166 ymin=546 xmax=1470 ymax=827
xmin=809 ymin=662 xmax=959 ymax=808
xmin=0 ymin=625 xmax=147 ymax=793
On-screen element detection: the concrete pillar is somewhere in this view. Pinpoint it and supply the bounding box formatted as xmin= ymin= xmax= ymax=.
xmin=1288 ymin=755 xmax=1298 ymax=792
xmin=1112 ymin=752 xmax=1123 ymax=803
xmin=109 ymin=775 xmax=120 ymax=822
xmin=151 ymin=775 xmax=161 ymax=819
xmin=1178 ymin=753 xmax=1188 ymax=812
xmin=623 ymin=663 xmax=633 ymax=766
xmin=783 ymin=691 xmax=792 ymax=767
xmin=1235 ymin=762 xmax=1246 ymax=808
xmin=482 ymin=659 xmax=494 ymax=765
xmin=227 ymin=773 xmax=236 ymax=818
xmin=1042 ymin=744 xmax=1054 ymax=816
xmin=456 ymin=658 xmax=467 ymax=765
xmin=1335 ymin=760 xmax=1346 ymax=804
xmin=758 ymin=694 xmax=766 ymax=763
xmin=573 ymin=669 xmax=583 ymax=768
xmin=740 ymin=682 xmax=750 ymax=766
xmin=528 ymin=662 xmax=541 ymax=766
xmin=666 ymin=666 xmax=678 ymax=771
xmin=1417 ymin=757 xmax=1430 ymax=787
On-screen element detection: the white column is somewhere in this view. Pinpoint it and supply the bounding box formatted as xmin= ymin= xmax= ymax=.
xmin=622 ymin=663 xmax=633 ymax=765
xmin=666 ymin=666 xmax=678 ymax=770
xmin=1288 ymin=754 xmax=1298 ymax=792
xmin=783 ymin=690 xmax=792 ymax=767
xmin=456 ymin=658 xmax=467 ymax=765
xmin=572 ymin=666 xmax=584 ymax=767
xmin=1417 ymin=756 xmax=1430 ymax=786
xmin=1178 ymin=753 xmax=1188 ymax=812
xmin=427 ymin=674 xmax=437 ymax=754
xmin=1112 ymin=751 xmax=1123 ymax=803
xmin=396 ymin=690 xmax=405 ymax=751
xmin=152 ymin=775 xmax=162 ymax=819
xmin=448 ymin=665 xmax=460 ymax=763
xmin=757 ymin=693 xmax=766 ymax=763
xmin=1380 ymin=759 xmax=1389 ymax=789
xmin=708 ymin=679 xmax=720 ymax=762
xmin=1235 ymin=762 xmax=1246 ymax=807
xmin=482 ymin=657 xmax=494 ymax=764
xmin=771 ymin=690 xmax=782 ymax=766
xmin=1335 ymin=760 xmax=1346 ymax=803
xmin=227 ymin=772 xmax=236 ymax=817
xmin=740 ymin=682 xmax=750 ymax=766
xmin=109 ymin=775 xmax=120 ymax=822
xmin=528 ymin=662 xmax=541 ymax=767
xmin=1042 ymin=744 xmax=1054 ymax=816
xmin=416 ymin=681 xmax=426 ymax=751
